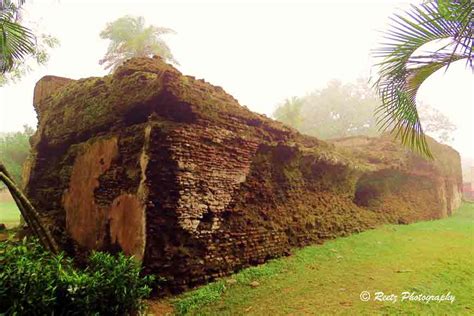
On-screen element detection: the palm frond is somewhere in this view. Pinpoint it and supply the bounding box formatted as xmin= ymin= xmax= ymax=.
xmin=0 ymin=11 xmax=35 ymax=73
xmin=373 ymin=0 xmax=473 ymax=158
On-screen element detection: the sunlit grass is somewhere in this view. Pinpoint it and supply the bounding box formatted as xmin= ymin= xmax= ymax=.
xmin=0 ymin=201 xmax=20 ymax=228
xmin=171 ymin=202 xmax=474 ymax=315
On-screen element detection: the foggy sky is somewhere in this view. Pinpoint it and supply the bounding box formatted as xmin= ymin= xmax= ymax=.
xmin=0 ymin=0 xmax=472 ymax=160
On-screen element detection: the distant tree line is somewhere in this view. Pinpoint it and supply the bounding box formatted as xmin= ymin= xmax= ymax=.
xmin=0 ymin=125 xmax=34 ymax=188
xmin=273 ymin=79 xmax=456 ymax=144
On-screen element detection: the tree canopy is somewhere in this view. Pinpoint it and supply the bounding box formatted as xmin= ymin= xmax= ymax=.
xmin=99 ymin=15 xmax=178 ymax=72
xmin=274 ymin=80 xmax=381 ymax=140
xmin=273 ymin=79 xmax=456 ymax=144
xmin=0 ymin=0 xmax=34 ymax=73
xmin=0 ymin=0 xmax=59 ymax=86
xmin=0 ymin=125 xmax=34 ymax=186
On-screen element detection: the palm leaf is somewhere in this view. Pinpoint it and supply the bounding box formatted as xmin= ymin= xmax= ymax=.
xmin=373 ymin=0 xmax=473 ymax=158
xmin=0 ymin=11 xmax=35 ymax=73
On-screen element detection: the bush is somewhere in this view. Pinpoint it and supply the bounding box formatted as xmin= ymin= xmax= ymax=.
xmin=0 ymin=238 xmax=154 ymax=315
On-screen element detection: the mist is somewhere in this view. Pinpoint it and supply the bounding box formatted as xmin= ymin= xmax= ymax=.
xmin=1 ymin=0 xmax=472 ymax=162
xmin=1 ymin=1 xmax=473 ymax=314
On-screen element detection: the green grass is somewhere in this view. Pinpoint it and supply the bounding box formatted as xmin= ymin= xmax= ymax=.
xmin=0 ymin=201 xmax=20 ymax=228
xmin=172 ymin=202 xmax=474 ymax=315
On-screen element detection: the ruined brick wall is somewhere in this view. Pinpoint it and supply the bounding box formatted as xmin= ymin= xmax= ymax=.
xmin=25 ymin=57 xmax=463 ymax=291
xmin=331 ymin=135 xmax=463 ymax=220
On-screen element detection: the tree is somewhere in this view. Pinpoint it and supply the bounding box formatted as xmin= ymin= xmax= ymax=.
xmin=0 ymin=125 xmax=34 ymax=186
xmin=0 ymin=0 xmax=35 ymax=72
xmin=273 ymin=97 xmax=304 ymax=129
xmin=373 ymin=0 xmax=472 ymax=157
xmin=274 ymin=80 xmax=380 ymax=139
xmin=0 ymin=33 xmax=59 ymax=86
xmin=0 ymin=0 xmax=59 ymax=86
xmin=0 ymin=0 xmax=58 ymax=253
xmin=99 ymin=15 xmax=178 ymax=72
xmin=418 ymin=103 xmax=457 ymax=144
xmin=273 ymin=79 xmax=456 ymax=144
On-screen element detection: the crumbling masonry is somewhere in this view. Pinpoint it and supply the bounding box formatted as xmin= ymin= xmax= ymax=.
xmin=24 ymin=57 xmax=462 ymax=291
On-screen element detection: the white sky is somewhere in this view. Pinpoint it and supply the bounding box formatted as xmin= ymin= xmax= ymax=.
xmin=0 ymin=0 xmax=473 ymax=161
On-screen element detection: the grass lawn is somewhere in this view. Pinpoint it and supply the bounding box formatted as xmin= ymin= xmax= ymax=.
xmin=0 ymin=201 xmax=21 ymax=228
xmin=167 ymin=202 xmax=474 ymax=315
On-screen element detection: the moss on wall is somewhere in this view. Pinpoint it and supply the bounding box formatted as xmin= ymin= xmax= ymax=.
xmin=25 ymin=57 xmax=463 ymax=292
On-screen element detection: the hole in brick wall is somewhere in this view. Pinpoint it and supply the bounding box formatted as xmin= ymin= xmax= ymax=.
xmin=285 ymin=228 xmax=298 ymax=244
xmin=222 ymin=210 xmax=232 ymax=220
xmin=123 ymin=102 xmax=150 ymax=125
xmin=197 ymin=210 xmax=214 ymax=231
xmin=353 ymin=185 xmax=380 ymax=207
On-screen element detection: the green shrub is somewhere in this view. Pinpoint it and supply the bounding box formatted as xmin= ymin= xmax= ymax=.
xmin=0 ymin=238 xmax=154 ymax=315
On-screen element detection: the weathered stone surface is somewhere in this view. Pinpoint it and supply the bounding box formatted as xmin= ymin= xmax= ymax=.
xmin=331 ymin=135 xmax=462 ymax=221
xmin=25 ymin=57 xmax=462 ymax=291
xmin=33 ymin=75 xmax=74 ymax=118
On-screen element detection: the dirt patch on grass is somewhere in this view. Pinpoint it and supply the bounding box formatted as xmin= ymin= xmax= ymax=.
xmin=145 ymin=300 xmax=174 ymax=316
xmin=0 ymin=191 xmax=13 ymax=203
